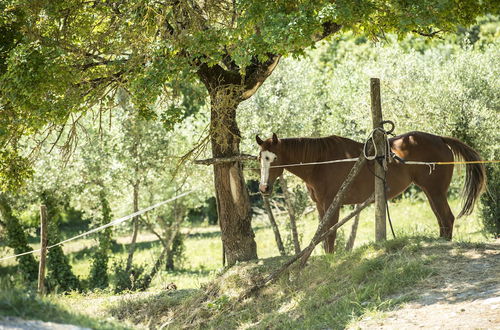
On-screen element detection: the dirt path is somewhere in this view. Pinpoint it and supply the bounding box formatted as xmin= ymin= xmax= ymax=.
xmin=351 ymin=242 xmax=500 ymax=329
xmin=0 ymin=317 xmax=90 ymax=330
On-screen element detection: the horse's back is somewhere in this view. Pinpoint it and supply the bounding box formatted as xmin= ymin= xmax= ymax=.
xmin=390 ymin=131 xmax=454 ymax=163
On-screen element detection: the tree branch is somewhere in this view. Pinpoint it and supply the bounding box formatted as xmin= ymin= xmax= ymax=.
xmin=78 ymin=59 xmax=126 ymax=71
xmin=312 ymin=21 xmax=342 ymax=42
xmin=241 ymin=54 xmax=281 ymax=100
xmin=197 ymin=62 xmax=242 ymax=91
xmin=194 ymin=154 xmax=256 ymax=165
xmin=241 ymin=21 xmax=341 ymax=100
xmin=412 ymin=29 xmax=443 ymax=38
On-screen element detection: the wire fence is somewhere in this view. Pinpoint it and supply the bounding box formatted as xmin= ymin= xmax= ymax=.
xmin=0 ymin=190 xmax=194 ymax=262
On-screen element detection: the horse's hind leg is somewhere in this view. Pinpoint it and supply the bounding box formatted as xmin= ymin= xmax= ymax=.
xmin=413 ymin=161 xmax=455 ymax=239
xmin=319 ymin=207 xmax=340 ymax=253
xmin=422 ymin=188 xmax=455 ymax=239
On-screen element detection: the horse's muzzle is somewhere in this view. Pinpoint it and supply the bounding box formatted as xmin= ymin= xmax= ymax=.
xmin=259 ymin=183 xmax=271 ymax=195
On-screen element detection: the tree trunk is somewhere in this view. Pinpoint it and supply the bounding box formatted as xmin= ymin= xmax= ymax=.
xmin=142 ymin=203 xmax=185 ymax=288
xmin=209 ymin=86 xmax=257 ymax=265
xmin=262 ymin=196 xmax=286 ymax=256
xmin=126 ymin=182 xmax=140 ymax=272
xmin=279 ymin=174 xmax=301 ymax=254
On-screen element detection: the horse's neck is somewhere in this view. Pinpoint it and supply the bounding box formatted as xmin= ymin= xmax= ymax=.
xmin=280 ymin=136 xmax=361 ymax=181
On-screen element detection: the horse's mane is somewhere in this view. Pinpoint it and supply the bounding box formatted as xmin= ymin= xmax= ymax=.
xmin=280 ymin=135 xmax=362 ymax=162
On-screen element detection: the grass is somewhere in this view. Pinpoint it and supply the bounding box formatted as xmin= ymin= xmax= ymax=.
xmin=0 ymin=286 xmax=129 ymax=329
xmin=0 ymin=196 xmax=495 ymax=328
xmin=108 ymin=236 xmax=487 ymax=329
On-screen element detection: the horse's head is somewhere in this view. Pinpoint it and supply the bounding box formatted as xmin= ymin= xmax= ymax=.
xmin=256 ymin=133 xmax=284 ymax=195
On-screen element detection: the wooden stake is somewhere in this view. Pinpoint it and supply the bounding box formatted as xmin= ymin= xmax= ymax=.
xmin=279 ymin=174 xmax=301 ymax=254
xmin=263 ymin=196 xmax=286 ymax=256
xmin=345 ymin=204 xmax=361 ymax=251
xmin=38 ymin=205 xmax=48 ymax=295
xmin=370 ymin=78 xmax=387 ymax=241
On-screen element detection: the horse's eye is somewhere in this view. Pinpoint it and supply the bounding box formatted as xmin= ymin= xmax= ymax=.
xmin=265 ymin=156 xmax=269 ymax=161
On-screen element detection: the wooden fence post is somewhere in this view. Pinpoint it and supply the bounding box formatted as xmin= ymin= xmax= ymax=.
xmin=38 ymin=205 xmax=48 ymax=295
xmin=370 ymin=78 xmax=387 ymax=241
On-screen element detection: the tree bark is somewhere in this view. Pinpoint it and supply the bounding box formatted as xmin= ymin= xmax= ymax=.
xmin=262 ymin=196 xmax=286 ymax=256
xmin=280 ymin=174 xmax=301 ymax=254
xmin=208 ymin=89 xmax=257 ymax=265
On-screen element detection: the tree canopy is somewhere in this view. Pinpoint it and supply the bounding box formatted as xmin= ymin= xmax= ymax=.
xmin=1 ymin=0 xmax=497 ymax=189
xmin=1 ymin=0 xmax=498 ymax=265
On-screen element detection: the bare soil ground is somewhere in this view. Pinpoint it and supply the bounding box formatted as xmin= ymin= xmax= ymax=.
xmin=350 ymin=242 xmax=500 ymax=330
xmin=0 ymin=317 xmax=90 ymax=330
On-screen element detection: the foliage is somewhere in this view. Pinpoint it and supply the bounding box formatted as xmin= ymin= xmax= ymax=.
xmin=480 ymin=163 xmax=500 ymax=238
xmin=41 ymin=192 xmax=80 ymax=292
xmin=0 ymin=194 xmax=38 ymax=283
xmin=0 ymin=147 xmax=33 ymax=192
xmin=0 ymin=0 xmax=496 ymax=189
xmin=88 ymin=191 xmax=113 ymax=289
xmin=240 ymin=25 xmax=499 ymax=200
xmin=111 ymin=259 xmax=147 ymax=293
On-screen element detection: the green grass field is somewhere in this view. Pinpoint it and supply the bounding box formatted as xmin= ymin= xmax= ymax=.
xmin=0 ymin=196 xmax=493 ymax=329
xmin=0 ymin=197 xmax=487 ymax=290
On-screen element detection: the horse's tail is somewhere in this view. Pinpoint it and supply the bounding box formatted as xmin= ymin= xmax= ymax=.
xmin=441 ymin=136 xmax=486 ymax=218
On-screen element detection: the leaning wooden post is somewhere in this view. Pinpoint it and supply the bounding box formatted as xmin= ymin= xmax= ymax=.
xmin=262 ymin=196 xmax=286 ymax=256
xmin=38 ymin=205 xmax=48 ymax=295
xmin=370 ymin=78 xmax=387 ymax=241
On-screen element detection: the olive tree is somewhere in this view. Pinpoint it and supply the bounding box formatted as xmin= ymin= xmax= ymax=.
xmin=0 ymin=0 xmax=495 ymax=265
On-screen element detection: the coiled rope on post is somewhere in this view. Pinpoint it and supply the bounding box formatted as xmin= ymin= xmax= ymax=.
xmin=0 ymin=190 xmax=194 ymax=262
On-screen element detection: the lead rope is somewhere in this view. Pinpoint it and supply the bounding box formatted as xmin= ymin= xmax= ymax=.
xmin=384 ymin=180 xmax=396 ymax=239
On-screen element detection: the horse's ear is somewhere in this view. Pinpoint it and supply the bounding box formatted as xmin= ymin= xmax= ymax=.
xmin=256 ymin=135 xmax=264 ymax=146
xmin=272 ymin=133 xmax=279 ymax=144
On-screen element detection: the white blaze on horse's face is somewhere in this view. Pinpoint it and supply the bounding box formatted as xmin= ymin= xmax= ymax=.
xmin=259 ymin=150 xmax=277 ymax=193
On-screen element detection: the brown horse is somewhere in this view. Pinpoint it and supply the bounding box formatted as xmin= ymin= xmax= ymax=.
xmin=256 ymin=131 xmax=486 ymax=252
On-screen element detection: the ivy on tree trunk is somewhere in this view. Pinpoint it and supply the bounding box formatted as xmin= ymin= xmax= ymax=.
xmin=41 ymin=191 xmax=80 ymax=292
xmin=0 ymin=193 xmax=38 ymax=283
xmin=89 ymin=190 xmax=113 ymax=289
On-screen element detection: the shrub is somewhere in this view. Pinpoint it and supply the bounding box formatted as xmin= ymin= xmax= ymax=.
xmin=111 ymin=259 xmax=147 ymax=293
xmin=481 ymin=163 xmax=500 ymax=238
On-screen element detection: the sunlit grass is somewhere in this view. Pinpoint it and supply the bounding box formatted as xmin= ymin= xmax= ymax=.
xmin=0 ymin=195 xmax=492 ymax=329
xmin=109 ymin=236 xmax=480 ymax=329
xmin=0 ymin=287 xmax=129 ymax=329
xmin=0 ymin=196 xmax=489 ymax=292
